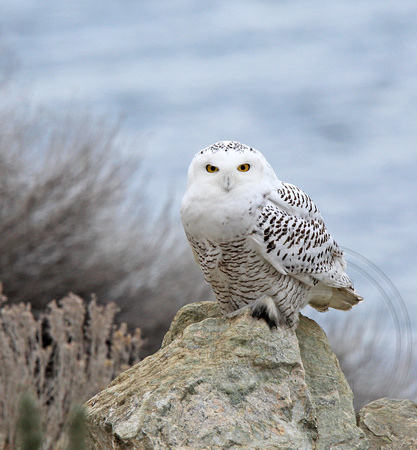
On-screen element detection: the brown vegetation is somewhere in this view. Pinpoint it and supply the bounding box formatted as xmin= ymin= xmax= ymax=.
xmin=0 ymin=286 xmax=142 ymax=448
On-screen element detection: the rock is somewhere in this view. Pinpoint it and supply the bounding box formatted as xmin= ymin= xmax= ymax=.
xmin=357 ymin=398 xmax=417 ymax=449
xmin=85 ymin=301 xmax=367 ymax=449
xmin=295 ymin=315 xmax=366 ymax=449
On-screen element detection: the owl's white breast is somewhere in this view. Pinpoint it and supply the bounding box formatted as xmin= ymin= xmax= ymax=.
xmin=181 ymin=184 xmax=267 ymax=243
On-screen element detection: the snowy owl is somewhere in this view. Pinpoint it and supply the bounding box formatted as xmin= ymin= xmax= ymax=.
xmin=181 ymin=141 xmax=362 ymax=329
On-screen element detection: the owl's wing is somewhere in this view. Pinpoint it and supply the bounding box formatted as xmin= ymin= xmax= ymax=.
xmin=269 ymin=182 xmax=324 ymax=222
xmin=250 ymin=184 xmax=362 ymax=311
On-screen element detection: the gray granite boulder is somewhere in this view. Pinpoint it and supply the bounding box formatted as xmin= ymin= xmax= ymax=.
xmin=85 ymin=301 xmax=367 ymax=449
xmin=357 ymin=398 xmax=417 ymax=449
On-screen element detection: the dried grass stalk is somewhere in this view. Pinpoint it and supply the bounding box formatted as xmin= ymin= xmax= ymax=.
xmin=0 ymin=286 xmax=142 ymax=449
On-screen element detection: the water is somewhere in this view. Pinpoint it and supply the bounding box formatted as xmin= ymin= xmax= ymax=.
xmin=1 ymin=1 xmax=416 ymax=333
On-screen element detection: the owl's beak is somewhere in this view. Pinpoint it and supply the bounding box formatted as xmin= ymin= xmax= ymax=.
xmin=222 ymin=174 xmax=234 ymax=192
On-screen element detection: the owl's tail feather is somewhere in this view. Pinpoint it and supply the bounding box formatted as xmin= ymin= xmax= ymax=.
xmin=307 ymin=284 xmax=363 ymax=312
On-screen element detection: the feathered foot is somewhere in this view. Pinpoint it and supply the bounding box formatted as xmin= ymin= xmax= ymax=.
xmin=251 ymin=296 xmax=281 ymax=329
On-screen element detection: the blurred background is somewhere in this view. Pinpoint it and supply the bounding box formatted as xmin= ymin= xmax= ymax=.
xmin=0 ymin=0 xmax=416 ymax=410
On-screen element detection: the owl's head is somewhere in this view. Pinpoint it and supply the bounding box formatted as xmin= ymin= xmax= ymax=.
xmin=186 ymin=141 xmax=278 ymax=194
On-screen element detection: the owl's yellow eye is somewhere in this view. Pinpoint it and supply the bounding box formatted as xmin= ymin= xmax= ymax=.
xmin=206 ymin=164 xmax=219 ymax=173
xmin=237 ymin=163 xmax=250 ymax=172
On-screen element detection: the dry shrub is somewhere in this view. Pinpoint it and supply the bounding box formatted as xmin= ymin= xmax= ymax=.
xmin=0 ymin=100 xmax=211 ymax=355
xmin=0 ymin=108 xmax=140 ymax=307
xmin=0 ymin=285 xmax=142 ymax=449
